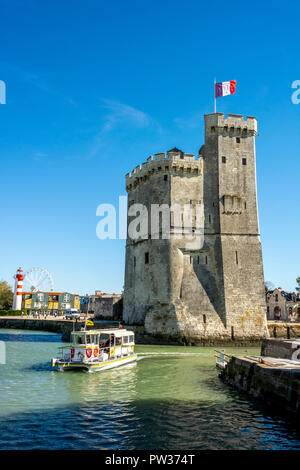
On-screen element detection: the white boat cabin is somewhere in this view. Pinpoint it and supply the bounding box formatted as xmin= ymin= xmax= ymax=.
xmin=70 ymin=328 xmax=135 ymax=363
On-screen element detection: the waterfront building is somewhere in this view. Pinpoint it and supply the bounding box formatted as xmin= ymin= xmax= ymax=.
xmin=79 ymin=295 xmax=90 ymax=312
xmin=80 ymin=291 xmax=122 ymax=319
xmin=22 ymin=291 xmax=80 ymax=315
xmin=124 ymin=113 xmax=269 ymax=344
xmin=266 ymin=288 xmax=300 ymax=321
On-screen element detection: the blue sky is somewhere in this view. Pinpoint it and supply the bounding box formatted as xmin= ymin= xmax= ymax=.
xmin=0 ymin=0 xmax=299 ymax=295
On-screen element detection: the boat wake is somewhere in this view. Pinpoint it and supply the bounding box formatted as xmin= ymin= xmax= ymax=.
xmin=137 ymin=352 xmax=203 ymax=360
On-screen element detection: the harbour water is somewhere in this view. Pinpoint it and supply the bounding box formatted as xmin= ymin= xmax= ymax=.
xmin=0 ymin=329 xmax=299 ymax=450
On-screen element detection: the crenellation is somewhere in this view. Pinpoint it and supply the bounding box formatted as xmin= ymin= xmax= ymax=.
xmin=154 ymin=152 xmax=166 ymax=160
xmin=126 ymin=150 xmax=201 ymax=188
xmin=205 ymin=113 xmax=258 ymax=135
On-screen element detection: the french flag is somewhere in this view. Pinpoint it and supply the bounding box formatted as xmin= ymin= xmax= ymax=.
xmin=215 ymin=80 xmax=236 ymax=98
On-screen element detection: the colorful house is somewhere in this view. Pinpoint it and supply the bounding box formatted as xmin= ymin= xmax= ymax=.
xmin=22 ymin=292 xmax=80 ymax=314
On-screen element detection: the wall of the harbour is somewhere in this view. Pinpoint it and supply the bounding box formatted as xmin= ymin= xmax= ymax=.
xmin=1 ymin=317 xmax=300 ymax=345
xmin=220 ymin=354 xmax=300 ymax=416
xmin=0 ymin=317 xmax=79 ymax=341
xmin=267 ymin=322 xmax=300 ymax=339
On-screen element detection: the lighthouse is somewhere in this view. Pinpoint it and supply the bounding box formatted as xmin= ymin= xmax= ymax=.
xmin=12 ymin=267 xmax=24 ymax=311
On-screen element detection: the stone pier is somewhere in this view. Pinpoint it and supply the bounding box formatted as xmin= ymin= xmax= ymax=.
xmin=220 ymin=338 xmax=300 ymax=416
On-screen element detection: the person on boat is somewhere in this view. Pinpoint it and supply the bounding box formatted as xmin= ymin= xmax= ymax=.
xmin=99 ymin=335 xmax=111 ymax=348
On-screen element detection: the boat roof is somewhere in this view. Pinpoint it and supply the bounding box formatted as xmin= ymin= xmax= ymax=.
xmin=71 ymin=329 xmax=134 ymax=336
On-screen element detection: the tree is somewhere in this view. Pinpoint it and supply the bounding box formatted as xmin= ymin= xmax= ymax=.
xmin=265 ymin=281 xmax=275 ymax=292
xmin=0 ymin=281 xmax=14 ymax=310
xmin=296 ymin=277 xmax=300 ymax=296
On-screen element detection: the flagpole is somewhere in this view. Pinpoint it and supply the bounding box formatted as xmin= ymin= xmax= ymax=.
xmin=214 ymin=77 xmax=216 ymax=113
xmin=85 ymin=297 xmax=89 ymax=329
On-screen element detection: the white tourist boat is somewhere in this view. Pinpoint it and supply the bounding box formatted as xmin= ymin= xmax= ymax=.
xmin=51 ymin=327 xmax=137 ymax=372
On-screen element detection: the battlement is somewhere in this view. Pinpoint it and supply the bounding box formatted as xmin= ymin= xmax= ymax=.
xmin=126 ymin=148 xmax=202 ymax=190
xmin=204 ymin=113 xmax=257 ymax=136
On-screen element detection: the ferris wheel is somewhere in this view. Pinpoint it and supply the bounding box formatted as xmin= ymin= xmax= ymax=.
xmin=23 ymin=267 xmax=54 ymax=293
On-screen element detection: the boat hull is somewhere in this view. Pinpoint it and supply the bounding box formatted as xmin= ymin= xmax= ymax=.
xmin=52 ymin=354 xmax=137 ymax=372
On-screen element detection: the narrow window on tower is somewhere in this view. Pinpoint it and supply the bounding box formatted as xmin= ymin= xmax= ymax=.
xmin=208 ymin=214 xmax=211 ymax=223
xmin=164 ymin=174 xmax=168 ymax=181
xmin=236 ymin=137 xmax=240 ymax=144
xmin=222 ymin=156 xmax=226 ymax=163
xmin=197 ymin=256 xmax=200 ymax=264
xmin=231 ymin=326 xmax=235 ymax=340
xmin=190 ymin=256 xmax=192 ymax=264
xmin=203 ymin=314 xmax=207 ymax=324
xmin=205 ymin=256 xmax=208 ymax=265
xmin=145 ymin=252 xmax=149 ymax=264
xmin=134 ymin=257 xmax=136 ymax=268
xmin=235 ymin=251 xmax=239 ymax=265
xmin=242 ymin=158 xmax=247 ymax=165
xmin=244 ymin=201 xmax=247 ymax=209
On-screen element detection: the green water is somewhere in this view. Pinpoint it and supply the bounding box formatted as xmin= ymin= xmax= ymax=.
xmin=0 ymin=329 xmax=299 ymax=450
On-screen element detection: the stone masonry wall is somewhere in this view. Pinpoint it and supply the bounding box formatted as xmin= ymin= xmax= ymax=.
xmin=123 ymin=114 xmax=269 ymax=344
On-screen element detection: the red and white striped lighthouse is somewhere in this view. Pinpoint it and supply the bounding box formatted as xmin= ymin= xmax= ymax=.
xmin=13 ymin=267 xmax=24 ymax=311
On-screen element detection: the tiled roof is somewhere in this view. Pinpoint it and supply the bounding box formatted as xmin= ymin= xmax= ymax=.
xmin=168 ymin=147 xmax=183 ymax=153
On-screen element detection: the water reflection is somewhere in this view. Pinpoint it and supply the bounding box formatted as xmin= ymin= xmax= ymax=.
xmin=0 ymin=398 xmax=299 ymax=450
xmin=53 ymin=362 xmax=139 ymax=405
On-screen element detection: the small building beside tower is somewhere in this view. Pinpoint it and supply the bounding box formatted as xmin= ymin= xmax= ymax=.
xmin=80 ymin=291 xmax=122 ymax=319
xmin=266 ymin=288 xmax=300 ymax=322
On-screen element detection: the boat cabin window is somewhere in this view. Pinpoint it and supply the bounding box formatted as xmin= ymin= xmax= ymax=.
xmin=73 ymin=334 xmax=85 ymax=345
xmin=129 ymin=335 xmax=134 ymax=343
xmin=115 ymin=337 xmax=122 ymax=346
xmin=123 ymin=336 xmax=129 ymax=344
xmin=99 ymin=333 xmax=112 ymax=347
xmin=85 ymin=334 xmax=99 ymax=344
xmin=85 ymin=334 xmax=91 ymax=344
xmin=89 ymin=334 xmax=99 ymax=344
xmin=100 ymin=333 xmax=109 ymax=342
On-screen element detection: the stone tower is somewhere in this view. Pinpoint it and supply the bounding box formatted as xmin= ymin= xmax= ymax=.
xmin=123 ymin=113 xmax=268 ymax=344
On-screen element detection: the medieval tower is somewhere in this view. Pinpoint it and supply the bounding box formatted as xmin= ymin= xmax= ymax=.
xmin=123 ymin=113 xmax=268 ymax=344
